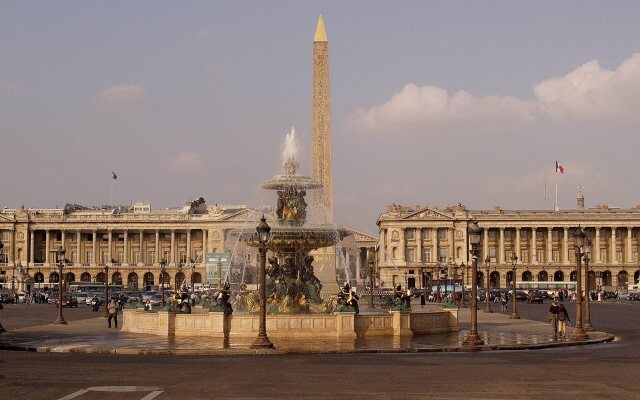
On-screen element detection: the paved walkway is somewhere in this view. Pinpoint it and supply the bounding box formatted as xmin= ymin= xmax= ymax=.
xmin=0 ymin=306 xmax=613 ymax=355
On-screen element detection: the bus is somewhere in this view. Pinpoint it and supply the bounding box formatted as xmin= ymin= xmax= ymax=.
xmin=69 ymin=283 xmax=124 ymax=294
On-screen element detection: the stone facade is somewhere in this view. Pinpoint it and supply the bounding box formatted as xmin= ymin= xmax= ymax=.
xmin=376 ymin=203 xmax=640 ymax=291
xmin=0 ymin=203 xmax=375 ymax=292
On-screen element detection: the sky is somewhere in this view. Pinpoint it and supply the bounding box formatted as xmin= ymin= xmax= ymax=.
xmin=2 ymin=1 xmax=640 ymax=234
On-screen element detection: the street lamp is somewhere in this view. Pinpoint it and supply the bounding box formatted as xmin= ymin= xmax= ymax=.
xmin=463 ymin=220 xmax=484 ymax=348
xmin=191 ymin=260 xmax=196 ymax=294
xmin=251 ymin=215 xmax=274 ymax=349
xmin=160 ymin=260 xmax=166 ymax=307
xmin=54 ymin=247 xmax=67 ymax=324
xmin=572 ymin=228 xmax=589 ymax=340
xmin=217 ymin=258 xmax=223 ymax=289
xmin=367 ymin=255 xmax=375 ymax=308
xmin=509 ymin=253 xmax=520 ymax=319
xmin=103 ymin=264 xmax=110 ymax=318
xmin=583 ymin=238 xmax=594 ymax=331
xmin=0 ymin=242 xmax=5 ymax=333
xmin=459 ymin=261 xmax=467 ymax=308
xmin=484 ymin=257 xmax=492 ymax=313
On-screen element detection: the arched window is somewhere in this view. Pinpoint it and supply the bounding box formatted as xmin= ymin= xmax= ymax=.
xmin=570 ymin=271 xmax=577 ymax=282
xmin=490 ymin=271 xmax=500 ymax=288
xmin=112 ymin=272 xmax=123 ymax=285
xmin=617 ymin=270 xmax=628 ymax=287
xmin=175 ymin=271 xmax=186 ymax=289
xmin=143 ymin=272 xmax=154 ymax=288
xmin=554 ymin=271 xmax=564 ymax=282
xmin=34 ymin=272 xmax=45 ymax=283
xmin=538 ymin=271 xmax=548 ymax=281
xmin=128 ymin=272 xmax=139 ymax=289
xmin=522 ymin=271 xmax=532 ymax=282
xmin=477 ymin=271 xmax=485 ymax=288
xmin=49 ymin=272 xmax=59 ymax=283
xmin=95 ymin=272 xmax=105 ymax=283
xmin=192 ymin=272 xmax=202 ymax=284
xmin=80 ymin=272 xmax=91 ymax=282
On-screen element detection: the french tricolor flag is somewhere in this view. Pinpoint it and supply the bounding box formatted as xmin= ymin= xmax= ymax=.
xmin=555 ymin=161 xmax=564 ymax=174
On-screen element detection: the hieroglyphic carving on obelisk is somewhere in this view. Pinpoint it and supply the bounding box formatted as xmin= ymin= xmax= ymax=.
xmin=312 ymin=15 xmax=333 ymax=224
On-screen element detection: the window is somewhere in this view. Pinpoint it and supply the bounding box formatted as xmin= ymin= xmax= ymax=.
xmin=423 ymin=249 xmax=431 ymax=263
xmin=489 ymin=231 xmax=496 ymax=241
xmin=438 ymin=229 xmax=447 ymax=240
xmin=179 ymin=251 xmax=187 ymax=264
xmin=101 ymin=251 xmax=109 ymax=264
xmin=133 ymin=251 xmax=141 ymax=264
xmin=0 ymin=252 xmax=8 ymax=263
xmin=86 ymin=251 xmax=93 ymax=264
xmin=504 ymin=230 xmax=512 ymax=240
xmin=520 ymin=249 xmax=529 ymax=263
xmin=632 ymin=230 xmax=638 ymax=239
xmin=536 ymin=249 xmax=544 ymax=262
xmin=117 ymin=250 xmax=124 ymax=264
xmin=489 ymin=247 xmax=496 ymax=258
xmin=405 ymin=229 xmax=415 ymax=240
xmin=163 ymin=251 xmax=171 ymax=263
xmin=552 ymin=230 xmax=559 ymax=241
xmin=55 ymin=231 xmax=62 ymax=241
xmin=552 ymin=250 xmax=559 ymax=262
xmin=600 ymin=248 xmax=607 ymax=263
xmin=406 ymin=248 xmax=415 ymax=263
xmin=520 ymin=231 xmax=528 ymax=240
xmin=71 ymin=251 xmax=77 ymax=263
xmin=616 ymin=248 xmax=623 ymax=262
xmin=148 ymin=251 xmax=156 ymax=265
xmin=1 ymin=231 xmax=9 ymax=241
xmin=633 ymin=247 xmax=638 ymax=262
xmin=505 ymin=249 xmax=513 ymax=262
xmin=195 ymin=250 xmax=203 ymax=263
xmin=536 ymin=231 xmax=543 ymax=240
xmin=438 ymin=248 xmax=448 ymax=261
xmin=86 ymin=233 xmax=93 ymax=242
xmin=179 ymin=233 xmax=187 ymax=241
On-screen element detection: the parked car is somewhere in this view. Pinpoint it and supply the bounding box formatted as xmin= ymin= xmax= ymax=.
xmin=61 ymin=295 xmax=79 ymax=308
xmin=527 ymin=291 xmax=544 ymax=304
xmin=124 ymin=291 xmax=142 ymax=303
xmin=149 ymin=293 xmax=164 ymax=306
xmin=75 ymin=292 xmax=88 ymax=305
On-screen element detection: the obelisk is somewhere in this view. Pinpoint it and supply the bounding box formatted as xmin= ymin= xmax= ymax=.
xmin=312 ymin=15 xmax=333 ymax=224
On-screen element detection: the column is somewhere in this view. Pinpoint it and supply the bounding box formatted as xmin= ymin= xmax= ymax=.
xmin=380 ymin=229 xmax=386 ymax=263
xmin=107 ymin=230 xmax=112 ymax=265
xmin=563 ymin=228 xmax=570 ymax=265
xmin=499 ymin=228 xmax=505 ymax=264
xmin=399 ymin=228 xmax=405 ymax=262
xmin=449 ymin=227 xmax=455 ymax=261
xmin=547 ymin=227 xmax=553 ymax=264
xmin=595 ymin=228 xmax=601 ymax=265
xmin=76 ymin=230 xmax=81 ymax=265
xmin=355 ymin=248 xmax=362 ymax=281
xmin=61 ymin=230 xmax=65 ymax=251
xmin=202 ymin=229 xmax=208 ymax=265
xmin=627 ymin=227 xmax=633 ymax=264
xmin=515 ymin=228 xmax=521 ymax=261
xmin=45 ymin=230 xmax=51 ymax=265
xmin=92 ymin=230 xmax=97 ymax=265
xmin=29 ymin=229 xmax=35 ymax=267
xmin=171 ymin=230 xmax=176 ymax=265
xmin=483 ymin=228 xmax=489 ymax=261
xmin=611 ymin=227 xmax=617 ymax=265
xmin=432 ymin=228 xmax=438 ymax=262
xmin=123 ymin=230 xmax=129 ymax=265
xmin=186 ymin=230 xmax=192 ymax=262
xmin=531 ymin=227 xmax=537 ymax=264
xmin=10 ymin=230 xmax=15 ymax=264
xmin=416 ymin=228 xmax=422 ymax=262
xmin=155 ymin=230 xmax=160 ymax=265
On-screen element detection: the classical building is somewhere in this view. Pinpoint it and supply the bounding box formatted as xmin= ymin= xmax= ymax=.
xmin=0 ymin=201 xmax=375 ymax=292
xmin=376 ymin=198 xmax=640 ymax=291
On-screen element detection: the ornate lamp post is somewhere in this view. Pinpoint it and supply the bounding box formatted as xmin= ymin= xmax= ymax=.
xmin=367 ymin=255 xmax=375 ymax=308
xmin=191 ymin=261 xmax=196 ymax=294
xmin=435 ymin=267 xmax=441 ymax=302
xmin=0 ymin=242 xmax=5 ymax=333
xmin=572 ymin=228 xmax=589 ymax=340
xmin=583 ymin=237 xmax=594 ymax=331
xmin=484 ymin=257 xmax=492 ymax=313
xmin=103 ymin=264 xmax=110 ymax=318
xmin=459 ymin=261 xmax=467 ymax=308
xmin=463 ymin=220 xmax=484 ymax=348
xmin=509 ymin=253 xmax=520 ymax=319
xmin=217 ymin=259 xmax=223 ymax=289
xmin=251 ymin=215 xmax=274 ymax=349
xmin=160 ymin=260 xmax=166 ymax=307
xmin=54 ymin=247 xmax=67 ymax=324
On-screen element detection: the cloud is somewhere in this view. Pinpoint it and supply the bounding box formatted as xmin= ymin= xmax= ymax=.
xmin=347 ymin=52 xmax=640 ymax=136
xmin=94 ymin=84 xmax=146 ymax=106
xmin=168 ymin=152 xmax=204 ymax=175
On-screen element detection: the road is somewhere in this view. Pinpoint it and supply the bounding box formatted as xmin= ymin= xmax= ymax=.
xmin=0 ymin=300 xmax=638 ymax=399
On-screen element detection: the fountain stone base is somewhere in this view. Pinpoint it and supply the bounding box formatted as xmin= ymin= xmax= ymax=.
xmin=121 ymin=308 xmax=458 ymax=339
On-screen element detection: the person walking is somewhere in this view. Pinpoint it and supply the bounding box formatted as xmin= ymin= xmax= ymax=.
xmin=107 ymin=298 xmax=118 ymax=328
xmin=500 ymin=294 xmax=508 ymax=312
xmin=557 ymin=302 xmax=571 ymax=337
xmin=548 ymin=299 xmax=560 ymax=335
xmin=420 ymin=291 xmax=426 ymax=308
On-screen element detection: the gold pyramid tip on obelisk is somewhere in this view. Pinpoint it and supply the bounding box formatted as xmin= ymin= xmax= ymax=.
xmin=314 ymin=15 xmax=327 ymax=42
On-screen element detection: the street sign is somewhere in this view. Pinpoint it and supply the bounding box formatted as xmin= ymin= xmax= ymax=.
xmin=205 ymin=252 xmax=231 ymax=284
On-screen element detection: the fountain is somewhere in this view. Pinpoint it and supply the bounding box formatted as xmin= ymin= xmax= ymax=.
xmin=238 ymin=128 xmax=349 ymax=313
xmin=121 ymin=128 xmax=459 ymax=340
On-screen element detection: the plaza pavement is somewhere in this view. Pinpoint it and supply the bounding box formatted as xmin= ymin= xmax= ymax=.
xmin=0 ymin=303 xmax=613 ymax=355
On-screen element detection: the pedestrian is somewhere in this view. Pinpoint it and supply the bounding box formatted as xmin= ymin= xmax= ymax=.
xmin=548 ymin=299 xmax=560 ymax=335
xmin=500 ymin=294 xmax=508 ymax=312
xmin=557 ymin=302 xmax=571 ymax=337
xmin=420 ymin=291 xmax=426 ymax=308
xmin=107 ymin=298 xmax=118 ymax=328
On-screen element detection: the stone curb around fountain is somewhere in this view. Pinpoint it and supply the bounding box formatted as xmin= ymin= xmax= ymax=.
xmin=0 ymin=332 xmax=615 ymax=355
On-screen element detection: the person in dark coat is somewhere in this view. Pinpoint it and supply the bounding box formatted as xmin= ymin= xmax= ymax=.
xmin=420 ymin=290 xmax=426 ymax=308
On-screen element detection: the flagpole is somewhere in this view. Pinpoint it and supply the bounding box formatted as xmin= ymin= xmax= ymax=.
xmin=554 ymin=171 xmax=559 ymax=212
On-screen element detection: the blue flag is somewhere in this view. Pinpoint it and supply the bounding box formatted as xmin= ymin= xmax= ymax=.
xmin=112 ymin=171 xmax=118 ymax=180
